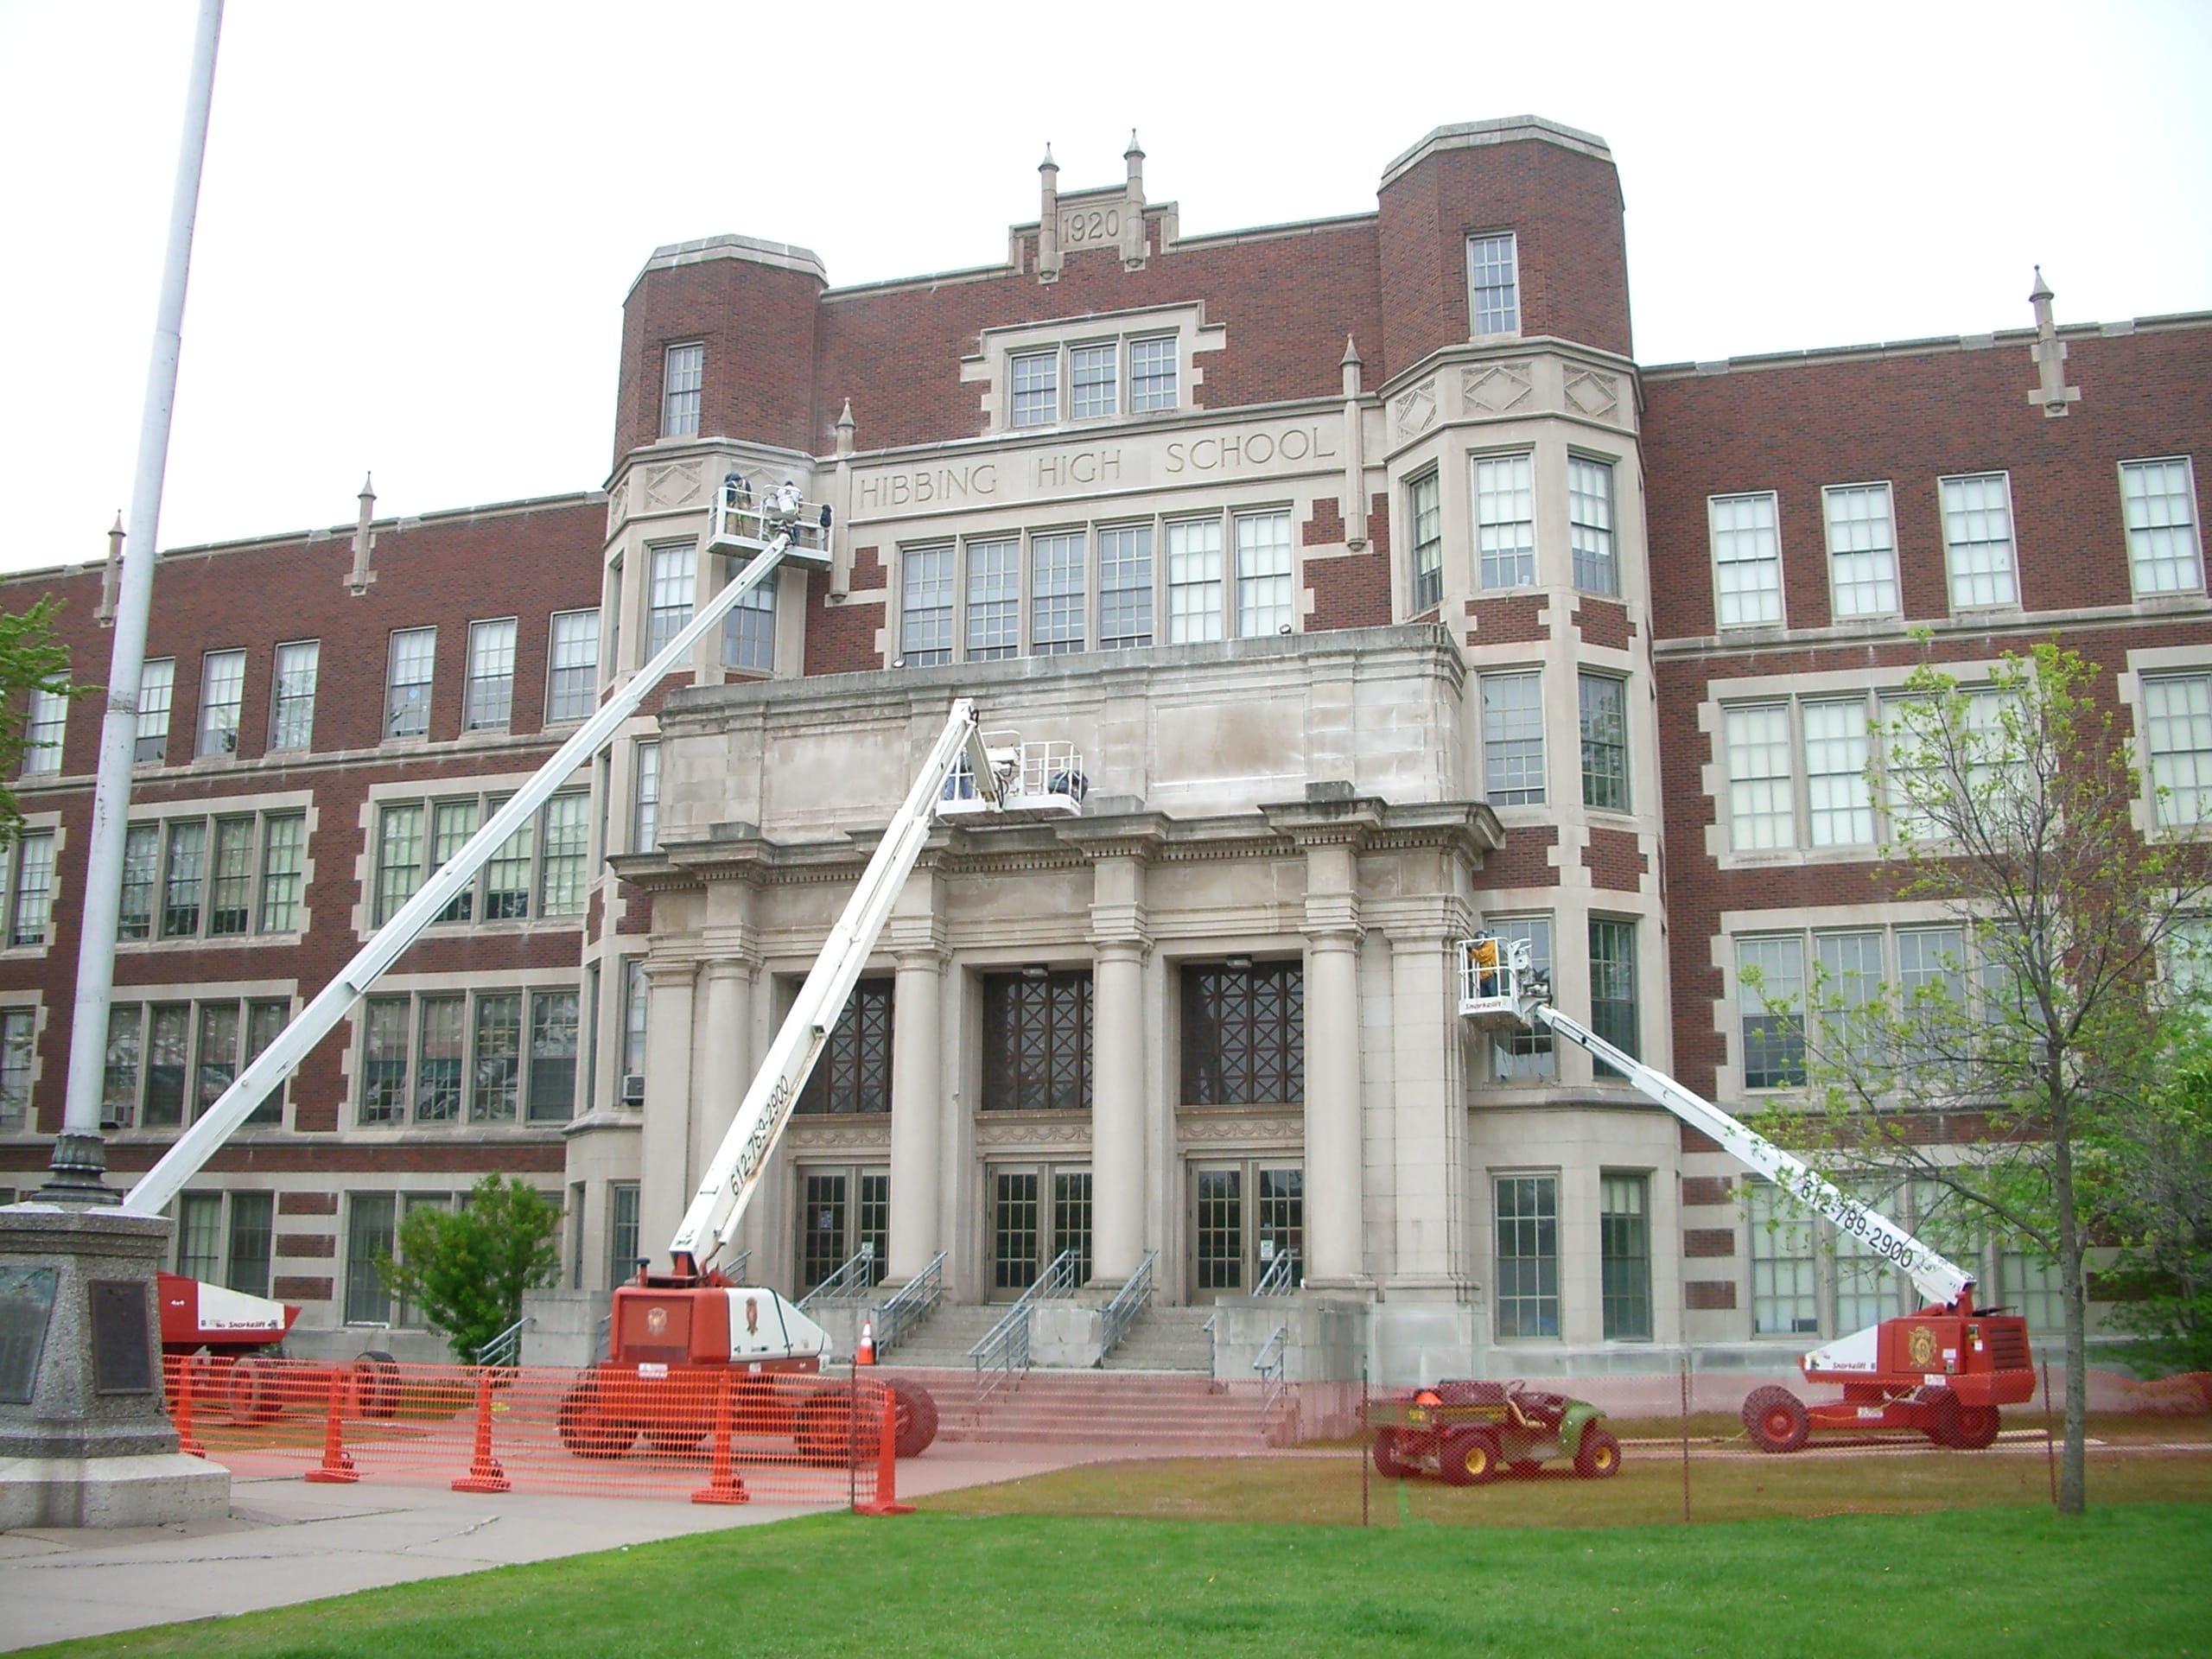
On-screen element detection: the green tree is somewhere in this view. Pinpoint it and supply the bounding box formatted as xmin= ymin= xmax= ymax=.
xmin=378 ymin=1175 xmax=563 ymax=1363
xmin=0 ymin=595 xmax=80 ymax=834
xmin=2094 ymin=1023 xmax=2212 ymax=1376
xmin=1766 ymin=641 xmax=2204 ymax=1516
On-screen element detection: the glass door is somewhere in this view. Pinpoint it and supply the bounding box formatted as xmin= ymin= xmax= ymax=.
xmin=1191 ymin=1160 xmax=1304 ymax=1297
xmin=798 ymin=1166 xmax=887 ymax=1293
xmin=987 ymin=1163 xmax=1091 ymax=1298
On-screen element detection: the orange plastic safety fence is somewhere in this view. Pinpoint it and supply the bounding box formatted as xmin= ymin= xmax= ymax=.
xmin=162 ymin=1353 xmax=888 ymax=1507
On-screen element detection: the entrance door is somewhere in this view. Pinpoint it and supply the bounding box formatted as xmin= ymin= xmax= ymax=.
xmin=1190 ymin=1160 xmax=1303 ymax=1297
xmin=797 ymin=1165 xmax=887 ymax=1294
xmin=987 ymin=1163 xmax=1091 ymax=1297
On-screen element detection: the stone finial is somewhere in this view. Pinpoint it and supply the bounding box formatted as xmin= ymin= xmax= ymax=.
xmin=1340 ymin=335 xmax=1363 ymax=398
xmin=2026 ymin=266 xmax=2080 ymax=418
xmin=1039 ymin=143 xmax=1057 ymax=175
xmin=1037 ymin=143 xmax=1062 ymax=283
xmin=346 ymin=473 xmax=378 ymax=594
xmin=95 ymin=512 xmax=124 ymax=626
xmin=835 ymin=397 xmax=856 ymax=458
xmin=1122 ymin=129 xmax=1149 ymax=269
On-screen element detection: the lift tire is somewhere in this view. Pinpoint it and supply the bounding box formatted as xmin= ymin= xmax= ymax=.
xmin=1951 ymin=1404 xmax=2002 ymax=1450
xmin=646 ymin=1428 xmax=706 ymax=1455
xmin=557 ymin=1384 xmax=636 ymax=1460
xmin=226 ymin=1355 xmax=282 ymax=1425
xmin=1440 ymin=1427 xmax=1503 ymax=1486
xmin=1372 ymin=1428 xmax=1410 ymax=1478
xmin=891 ymin=1382 xmax=940 ymax=1459
xmin=353 ymin=1351 xmax=401 ymax=1418
xmin=1574 ymin=1426 xmax=1623 ymax=1478
xmin=1742 ymin=1385 xmax=1810 ymax=1453
xmin=794 ymin=1387 xmax=856 ymax=1467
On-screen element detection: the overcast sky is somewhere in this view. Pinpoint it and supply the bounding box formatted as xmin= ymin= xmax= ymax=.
xmin=2 ymin=0 xmax=2208 ymax=579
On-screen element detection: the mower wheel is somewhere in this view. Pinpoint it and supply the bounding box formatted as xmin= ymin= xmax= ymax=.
xmin=794 ymin=1387 xmax=856 ymax=1467
xmin=1440 ymin=1427 xmax=1503 ymax=1486
xmin=557 ymin=1385 xmax=636 ymax=1459
xmin=1742 ymin=1385 xmax=1810 ymax=1453
xmin=891 ymin=1382 xmax=940 ymax=1458
xmin=352 ymin=1350 xmax=400 ymax=1418
xmin=1951 ymin=1404 xmax=2002 ymax=1450
xmin=1372 ymin=1428 xmax=1411 ymax=1478
xmin=1574 ymin=1426 xmax=1622 ymax=1478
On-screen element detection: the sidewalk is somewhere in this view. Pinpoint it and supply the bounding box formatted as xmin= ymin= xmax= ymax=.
xmin=0 ymin=1442 xmax=1118 ymax=1652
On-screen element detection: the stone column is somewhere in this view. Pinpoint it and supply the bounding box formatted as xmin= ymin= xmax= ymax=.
xmin=1302 ymin=840 xmax=1366 ymax=1285
xmin=691 ymin=957 xmax=755 ymax=1200
xmin=637 ymin=957 xmax=699 ymax=1263
xmin=887 ymin=947 xmax=944 ymax=1281
xmin=1389 ymin=927 xmax=1465 ymax=1287
xmin=1090 ymin=938 xmax=1148 ymax=1282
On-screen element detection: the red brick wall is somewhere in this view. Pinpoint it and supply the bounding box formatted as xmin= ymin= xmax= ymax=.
xmin=805 ymin=551 xmax=888 ymax=676
xmin=1306 ymin=493 xmax=1394 ymax=632
xmin=1482 ymin=823 xmax=1558 ymax=889
xmin=616 ymin=257 xmax=825 ymax=460
xmin=1465 ymin=593 xmax=1548 ymax=645
xmin=1573 ymin=596 xmax=1635 ymax=652
xmin=1582 ymin=826 xmax=1647 ymax=892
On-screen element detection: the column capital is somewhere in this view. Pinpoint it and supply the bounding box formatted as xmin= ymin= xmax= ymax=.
xmin=1301 ymin=892 xmax=1363 ymax=944
xmin=1088 ymin=900 xmax=1152 ymax=955
xmin=893 ymin=944 xmax=951 ymax=971
xmin=1090 ymin=931 xmax=1151 ymax=963
xmin=698 ymin=925 xmax=760 ymax=969
xmin=640 ymin=954 xmax=702 ymax=988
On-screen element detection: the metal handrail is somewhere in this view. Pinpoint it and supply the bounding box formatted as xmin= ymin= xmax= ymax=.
xmin=1100 ymin=1249 xmax=1157 ymax=1357
xmin=726 ymin=1248 xmax=752 ymax=1284
xmin=1253 ymin=1323 xmax=1289 ymax=1421
xmin=1254 ymin=1249 xmax=1298 ymax=1296
xmin=872 ymin=1250 xmax=945 ymax=1355
xmin=969 ymin=1247 xmax=1081 ymax=1404
xmin=476 ymin=1314 xmax=531 ymax=1370
xmin=1203 ymin=1313 xmax=1217 ymax=1377
xmin=797 ymin=1243 xmax=881 ymax=1311
xmin=592 ymin=1312 xmax=611 ymax=1363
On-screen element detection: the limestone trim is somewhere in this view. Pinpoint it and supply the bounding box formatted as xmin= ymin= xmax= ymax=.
xmin=1380 ymin=116 xmax=1613 ymax=188
xmin=631 ymin=234 xmax=827 ymax=290
xmin=1173 ymin=1108 xmax=1303 ymax=1148
xmin=786 ymin=1116 xmax=893 ymax=1152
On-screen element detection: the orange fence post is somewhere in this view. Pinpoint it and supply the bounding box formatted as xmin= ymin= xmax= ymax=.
xmin=691 ymin=1371 xmax=748 ymax=1505
xmin=304 ymin=1370 xmax=359 ymax=1484
xmin=170 ymin=1356 xmax=206 ymax=1459
xmin=452 ymin=1370 xmax=511 ymax=1493
xmin=853 ymin=1384 xmax=912 ymax=1516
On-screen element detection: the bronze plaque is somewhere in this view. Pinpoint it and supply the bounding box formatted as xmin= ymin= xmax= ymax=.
xmin=91 ymin=1279 xmax=155 ymax=1395
xmin=0 ymin=1266 xmax=59 ymax=1404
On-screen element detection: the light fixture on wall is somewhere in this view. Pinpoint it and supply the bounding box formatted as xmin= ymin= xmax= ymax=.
xmin=1021 ymin=963 xmax=1051 ymax=980
xmin=1224 ymin=954 xmax=1254 ymax=971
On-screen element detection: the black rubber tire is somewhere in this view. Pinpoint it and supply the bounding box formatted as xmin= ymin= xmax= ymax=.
xmin=353 ymin=1350 xmax=400 ymax=1418
xmin=1951 ymin=1404 xmax=2002 ymax=1450
xmin=646 ymin=1428 xmax=705 ymax=1454
xmin=227 ymin=1355 xmax=282 ymax=1425
xmin=892 ymin=1382 xmax=940 ymax=1458
xmin=557 ymin=1385 xmax=636 ymax=1459
xmin=1372 ymin=1428 xmax=1410 ymax=1478
xmin=794 ymin=1387 xmax=856 ymax=1467
xmin=1574 ymin=1426 xmax=1623 ymax=1478
xmin=1742 ymin=1384 xmax=1811 ymax=1453
xmin=1439 ymin=1427 xmax=1503 ymax=1486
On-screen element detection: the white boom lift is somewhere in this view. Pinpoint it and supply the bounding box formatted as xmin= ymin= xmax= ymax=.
xmin=1458 ymin=934 xmax=2035 ymax=1452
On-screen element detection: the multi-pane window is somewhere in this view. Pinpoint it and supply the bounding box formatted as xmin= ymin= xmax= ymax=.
xmin=207 ymin=817 xmax=257 ymax=934
xmin=197 ymin=651 xmax=245 ymax=757
xmin=109 ymin=997 xmax=289 ymax=1129
xmin=1011 ymin=351 xmax=1058 ymax=428
xmin=190 ymin=1192 xmax=273 ymax=1297
xmin=0 ymin=1008 xmax=32 ymax=1131
xmin=1569 ymin=456 xmax=1618 ymax=595
xmin=8 ymin=831 xmax=54 ymax=948
xmin=1737 ymin=935 xmax=1808 ymax=1088
xmin=1491 ymin=917 xmax=1554 ymax=1079
xmin=178 ymin=1192 xmax=221 ymax=1283
xmin=1823 ymin=484 xmax=1900 ymax=618
xmin=358 ymin=988 xmax=579 ymax=1125
xmin=901 ymin=544 xmax=954 ymax=666
xmin=1129 ymin=336 xmax=1177 ymax=411
xmin=982 ymin=969 xmax=1091 ymax=1111
xmin=1235 ymin=511 xmax=1294 ymax=638
xmin=162 ymin=821 xmax=206 ymax=937
xmin=136 ymin=658 xmax=174 ymax=765
xmin=1493 ymin=1173 xmax=1557 ymax=1338
xmin=1180 ymin=960 xmax=1303 ymax=1106
xmin=2120 ymin=458 xmax=2202 ymax=595
xmin=1579 ymin=672 xmax=1629 ymax=810
xmin=1726 ymin=705 xmax=1794 ymax=851
xmin=622 ymin=958 xmax=648 ymax=1080
xmin=608 ymin=1182 xmax=641 ymax=1287
xmin=645 ymin=544 xmax=696 ymax=660
xmin=373 ymin=791 xmax=588 ymax=925
xmin=797 ymin=978 xmax=894 ymax=1114
xmin=21 ymin=685 xmax=67 ymax=777
xmin=632 ymin=741 xmax=660 ymax=854
xmin=1940 ymin=473 xmax=2019 ymax=609
xmin=386 ymin=627 xmax=435 ymax=739
xmin=660 ymin=342 xmax=702 ymax=439
xmin=1599 ymin=1173 xmax=1652 ymax=1340
xmin=122 ymin=811 xmax=303 ymax=941
xmin=1167 ymin=518 xmax=1224 ymax=644
xmin=1747 ymin=1179 xmax=1820 ymax=1335
xmin=1710 ymin=493 xmax=1783 ymax=627
xmin=1481 ymin=671 xmax=1546 ymax=804
xmin=966 ymin=538 xmax=1020 ymax=659
xmin=1032 ymin=532 xmax=1086 ymax=654
xmin=1999 ymin=1245 xmax=2068 ymax=1332
xmin=720 ymin=558 xmax=775 ymax=673
xmin=1070 ymin=344 xmax=1116 ymax=420
xmin=345 ymin=1194 xmax=396 ymax=1325
xmin=464 ymin=620 xmax=517 ymax=731
xmin=268 ymin=641 xmax=318 ymax=752
xmin=2145 ymin=672 xmax=2212 ymax=829
xmin=1588 ymin=918 xmax=1639 ymax=1065
xmin=1098 ymin=525 xmax=1153 ymax=649
xmin=1408 ymin=472 xmax=1442 ymax=612
xmin=1465 ymin=232 xmax=1520 ymax=335
xmin=545 ymin=610 xmax=600 ymax=721
xmin=1804 ymin=700 xmax=1874 ymax=845
xmin=118 ymin=824 xmax=157 ymax=940
xmin=1475 ymin=454 xmax=1535 ymax=589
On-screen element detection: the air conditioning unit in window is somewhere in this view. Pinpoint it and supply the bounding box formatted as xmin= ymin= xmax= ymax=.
xmin=620 ymin=1072 xmax=646 ymax=1105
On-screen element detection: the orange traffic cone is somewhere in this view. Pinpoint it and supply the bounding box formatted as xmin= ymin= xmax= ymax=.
xmin=452 ymin=1370 xmax=510 ymax=1493
xmin=853 ymin=1385 xmax=912 ymax=1516
xmin=855 ymin=1318 xmax=876 ymax=1366
xmin=304 ymin=1370 xmax=359 ymax=1484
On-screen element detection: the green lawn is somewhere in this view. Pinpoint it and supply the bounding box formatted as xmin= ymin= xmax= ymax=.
xmin=33 ymin=1505 xmax=2212 ymax=1658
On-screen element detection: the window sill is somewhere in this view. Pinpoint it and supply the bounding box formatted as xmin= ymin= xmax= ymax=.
xmin=118 ymin=931 xmax=305 ymax=953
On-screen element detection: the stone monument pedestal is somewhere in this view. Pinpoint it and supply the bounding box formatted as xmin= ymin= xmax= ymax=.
xmin=0 ymin=1204 xmax=230 ymax=1528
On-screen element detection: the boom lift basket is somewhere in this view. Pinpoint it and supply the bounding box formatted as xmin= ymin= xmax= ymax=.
xmin=706 ymin=474 xmax=833 ymax=571
xmin=938 ymin=731 xmax=1087 ymax=820
xmin=1457 ymin=934 xmax=1539 ymax=1033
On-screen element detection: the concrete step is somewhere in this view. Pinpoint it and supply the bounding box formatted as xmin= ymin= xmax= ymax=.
xmin=871 ymin=1362 xmax=1276 ymax=1452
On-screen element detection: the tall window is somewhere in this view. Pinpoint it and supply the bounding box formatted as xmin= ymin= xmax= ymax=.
xmin=1180 ymin=961 xmax=1302 ymax=1106
xmin=622 ymin=958 xmax=648 ymax=1081
xmin=464 ymin=619 xmax=517 ymax=731
xmin=1099 ymin=524 xmax=1153 ymax=649
xmin=345 ymin=1195 xmax=396 ymax=1324
xmin=1408 ymin=472 xmax=1442 ymax=612
xmin=798 ymin=978 xmax=894 ymax=1114
xmin=110 ymin=997 xmax=289 ymax=1128
xmin=1999 ymin=1244 xmax=2068 ymax=1332
xmin=1836 ymin=1183 xmax=1904 ymax=1332
xmin=1579 ymin=672 xmax=1629 ymax=810
xmin=608 ymin=1182 xmax=641 ymax=1286
xmin=125 ymin=810 xmax=302 ymax=940
xmin=386 ymin=627 xmax=435 ymax=738
xmin=1747 ymin=1179 xmax=1819 ymax=1335
xmin=1940 ymin=473 xmax=2018 ymax=609
xmin=1167 ymin=518 xmax=1224 ymax=644
xmin=2120 ymin=457 xmax=2202 ymax=595
xmin=22 ymin=685 xmax=66 ymax=777
xmin=269 ymin=641 xmax=319 ymax=752
xmin=374 ymin=791 xmax=588 ymax=925
xmin=1737 ymin=935 xmax=1807 ymax=1088
xmin=645 ymin=544 xmax=695 ymax=659
xmin=1475 ymin=454 xmax=1535 ymax=589
xmin=1129 ymin=336 xmax=1177 ymax=411
xmin=632 ymin=741 xmax=660 ymax=854
xmin=966 ymin=537 xmax=1020 ymax=659
xmin=1823 ymin=483 xmax=1900 ymax=618
xmin=1726 ymin=704 xmax=1794 ymax=850
xmin=1234 ymin=510 xmax=1293 ymax=637
xmin=359 ymin=988 xmax=578 ymax=1125
xmin=901 ymin=544 xmax=953 ymax=666
xmin=1465 ymin=232 xmax=1520 ymax=335
xmin=1070 ymin=343 xmax=1116 ymax=419
xmin=1804 ymin=700 xmax=1873 ymax=845
xmin=178 ymin=1193 xmax=222 ymax=1282
xmin=1493 ymin=1173 xmax=1557 ymax=1338
xmin=2145 ymin=672 xmax=2212 ymax=828
xmin=1599 ymin=1173 xmax=1652 ymax=1340
xmin=1569 ymin=456 xmax=1618 ymax=595
xmin=982 ymin=969 xmax=1091 ymax=1111
xmin=0 ymin=1008 xmax=32 ymax=1131
xmin=9 ymin=831 xmax=54 ymax=947
xmin=197 ymin=651 xmax=245 ymax=757
xmin=546 ymin=610 xmax=600 ymax=721
xmin=118 ymin=824 xmax=157 ymax=940
xmin=1710 ymin=492 xmax=1783 ymax=627
xmin=1481 ymin=671 xmax=1546 ymax=804
xmin=136 ymin=659 xmax=174 ymax=765
xmin=660 ymin=343 xmax=702 ymax=439
xmin=1011 ymin=351 xmax=1058 ymax=427
xmin=721 ymin=559 xmax=776 ymax=672
xmin=1031 ymin=532 xmax=1086 ymax=654
xmin=207 ymin=817 xmax=256 ymax=935
xmin=1491 ymin=916 xmax=1554 ymax=1079
xmin=1588 ymin=918 xmax=1639 ymax=1065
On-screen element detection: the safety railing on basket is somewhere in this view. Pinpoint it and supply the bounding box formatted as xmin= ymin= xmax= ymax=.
xmin=1101 ymin=1249 xmax=1157 ymax=1357
xmin=798 ymin=1243 xmax=883 ymax=1310
xmin=874 ymin=1250 xmax=944 ymax=1355
xmin=969 ymin=1247 xmax=1081 ymax=1405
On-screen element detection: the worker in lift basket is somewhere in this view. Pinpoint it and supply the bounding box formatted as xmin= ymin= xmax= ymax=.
xmin=766 ymin=478 xmax=804 ymax=532
xmin=1468 ymin=931 xmax=1501 ymax=1000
